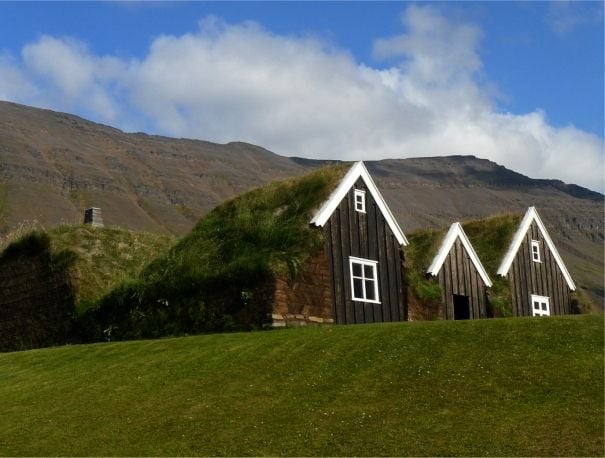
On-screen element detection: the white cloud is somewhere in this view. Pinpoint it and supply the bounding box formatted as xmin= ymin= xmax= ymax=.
xmin=374 ymin=6 xmax=483 ymax=87
xmin=0 ymin=7 xmax=602 ymax=191
xmin=0 ymin=52 xmax=38 ymax=101
xmin=545 ymin=1 xmax=604 ymax=36
xmin=17 ymin=35 xmax=125 ymax=123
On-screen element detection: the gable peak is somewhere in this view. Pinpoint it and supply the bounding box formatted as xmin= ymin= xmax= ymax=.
xmin=497 ymin=206 xmax=575 ymax=290
xmin=427 ymin=222 xmax=492 ymax=287
xmin=310 ymin=161 xmax=408 ymax=246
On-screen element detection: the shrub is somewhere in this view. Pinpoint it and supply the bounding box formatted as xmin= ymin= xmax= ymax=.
xmin=570 ymin=289 xmax=594 ymax=314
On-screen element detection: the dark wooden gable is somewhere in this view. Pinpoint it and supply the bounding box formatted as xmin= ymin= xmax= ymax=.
xmin=323 ymin=177 xmax=406 ymax=324
xmin=436 ymin=236 xmax=489 ymax=320
xmin=506 ymin=220 xmax=572 ymax=316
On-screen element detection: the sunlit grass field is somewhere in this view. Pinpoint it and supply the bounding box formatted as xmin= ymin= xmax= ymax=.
xmin=0 ymin=315 xmax=602 ymax=456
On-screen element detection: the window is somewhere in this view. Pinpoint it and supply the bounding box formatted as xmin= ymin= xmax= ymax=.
xmin=531 ymin=240 xmax=541 ymax=262
xmin=531 ymin=294 xmax=550 ymax=317
xmin=349 ymin=257 xmax=379 ymax=303
xmin=354 ymin=189 xmax=366 ymax=213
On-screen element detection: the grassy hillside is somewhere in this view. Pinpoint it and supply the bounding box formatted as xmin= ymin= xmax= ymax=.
xmin=0 ymin=315 xmax=602 ymax=456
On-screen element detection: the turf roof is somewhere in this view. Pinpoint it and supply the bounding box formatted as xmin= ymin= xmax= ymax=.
xmin=405 ymin=213 xmax=521 ymax=316
xmin=87 ymin=165 xmax=348 ymax=339
xmin=142 ymin=164 xmax=348 ymax=284
xmin=406 ymin=214 xmax=521 ymax=278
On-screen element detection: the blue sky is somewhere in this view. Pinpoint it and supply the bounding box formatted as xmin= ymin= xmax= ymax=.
xmin=0 ymin=1 xmax=603 ymax=190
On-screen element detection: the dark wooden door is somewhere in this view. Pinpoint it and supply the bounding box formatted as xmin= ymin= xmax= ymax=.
xmin=453 ymin=294 xmax=470 ymax=320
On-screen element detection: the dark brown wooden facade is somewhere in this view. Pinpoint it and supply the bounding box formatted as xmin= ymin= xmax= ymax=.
xmin=436 ymin=237 xmax=490 ymax=320
xmin=323 ymin=177 xmax=407 ymax=324
xmin=505 ymin=221 xmax=572 ymax=316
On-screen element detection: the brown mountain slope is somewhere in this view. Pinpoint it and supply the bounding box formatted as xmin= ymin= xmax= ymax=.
xmin=0 ymin=101 xmax=602 ymax=306
xmin=0 ymin=101 xmax=307 ymax=235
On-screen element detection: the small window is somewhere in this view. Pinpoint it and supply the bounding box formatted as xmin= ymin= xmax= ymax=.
xmin=354 ymin=189 xmax=366 ymax=213
xmin=531 ymin=294 xmax=550 ymax=317
xmin=531 ymin=240 xmax=541 ymax=262
xmin=349 ymin=257 xmax=379 ymax=303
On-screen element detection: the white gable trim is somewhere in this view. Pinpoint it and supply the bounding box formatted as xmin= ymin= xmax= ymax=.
xmin=426 ymin=222 xmax=492 ymax=287
xmin=497 ymin=207 xmax=576 ymax=290
xmin=310 ymin=162 xmax=409 ymax=246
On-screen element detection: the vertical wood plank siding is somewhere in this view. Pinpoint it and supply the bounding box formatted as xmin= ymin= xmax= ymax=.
xmin=506 ymin=221 xmax=572 ymax=315
xmin=436 ymin=238 xmax=490 ymax=319
xmin=324 ymin=178 xmax=407 ymax=324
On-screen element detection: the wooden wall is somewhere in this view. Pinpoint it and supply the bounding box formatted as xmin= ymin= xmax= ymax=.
xmin=436 ymin=237 xmax=489 ymax=319
xmin=506 ymin=221 xmax=572 ymax=316
xmin=323 ymin=177 xmax=406 ymax=324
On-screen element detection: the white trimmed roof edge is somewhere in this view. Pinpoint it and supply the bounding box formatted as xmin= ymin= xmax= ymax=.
xmin=426 ymin=222 xmax=493 ymax=287
xmin=310 ymin=161 xmax=409 ymax=246
xmin=496 ymin=207 xmax=576 ymax=290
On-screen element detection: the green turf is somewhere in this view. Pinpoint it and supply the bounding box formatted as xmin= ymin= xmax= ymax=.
xmin=142 ymin=164 xmax=345 ymax=286
xmin=405 ymin=227 xmax=447 ymax=307
xmin=0 ymin=315 xmax=602 ymax=456
xmin=49 ymin=225 xmax=174 ymax=312
xmin=0 ymin=224 xmax=174 ymax=315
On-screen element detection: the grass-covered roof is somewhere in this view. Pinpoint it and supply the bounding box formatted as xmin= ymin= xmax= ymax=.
xmin=406 ymin=214 xmax=521 ymax=278
xmin=87 ymin=165 xmax=348 ymax=340
xmin=405 ymin=213 xmax=522 ymax=316
xmin=0 ymin=225 xmax=174 ymax=313
xmin=143 ymin=164 xmax=347 ymax=286
xmin=49 ymin=225 xmax=174 ymax=312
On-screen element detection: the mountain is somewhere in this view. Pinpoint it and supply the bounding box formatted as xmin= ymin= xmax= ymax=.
xmin=0 ymin=101 xmax=602 ymax=305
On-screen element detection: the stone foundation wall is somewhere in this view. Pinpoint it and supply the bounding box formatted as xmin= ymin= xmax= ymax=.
xmin=268 ymin=313 xmax=334 ymax=327
xmin=269 ymin=249 xmax=333 ymax=327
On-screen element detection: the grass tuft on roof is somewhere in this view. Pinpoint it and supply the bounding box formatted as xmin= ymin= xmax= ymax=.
xmin=462 ymin=213 xmax=521 ymax=275
xmin=405 ymin=228 xmax=446 ymax=315
xmin=463 ymin=214 xmax=521 ymax=316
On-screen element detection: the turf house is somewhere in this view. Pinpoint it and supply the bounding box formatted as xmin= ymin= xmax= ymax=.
xmin=425 ymin=222 xmax=492 ymax=320
xmin=83 ymin=162 xmax=409 ymax=339
xmin=305 ymin=161 xmax=409 ymax=326
xmin=496 ymin=206 xmax=576 ymax=317
xmin=0 ymin=164 xmax=585 ymax=346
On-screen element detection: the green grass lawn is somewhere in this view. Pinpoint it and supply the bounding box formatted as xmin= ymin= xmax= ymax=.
xmin=0 ymin=315 xmax=602 ymax=456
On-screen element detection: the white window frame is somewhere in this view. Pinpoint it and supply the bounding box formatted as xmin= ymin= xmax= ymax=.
xmin=531 ymin=294 xmax=550 ymax=317
xmin=531 ymin=239 xmax=541 ymax=263
xmin=349 ymin=257 xmax=380 ymax=303
xmin=354 ymin=189 xmax=366 ymax=213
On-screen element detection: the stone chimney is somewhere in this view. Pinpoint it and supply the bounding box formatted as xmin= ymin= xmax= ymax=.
xmin=83 ymin=207 xmax=104 ymax=227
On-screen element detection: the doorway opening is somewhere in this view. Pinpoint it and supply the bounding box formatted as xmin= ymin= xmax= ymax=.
xmin=453 ymin=294 xmax=470 ymax=320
